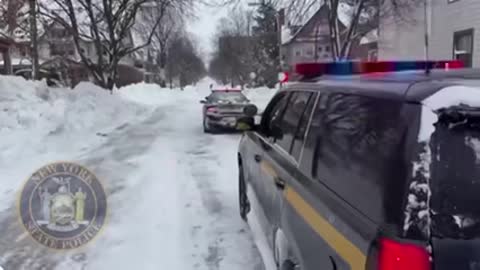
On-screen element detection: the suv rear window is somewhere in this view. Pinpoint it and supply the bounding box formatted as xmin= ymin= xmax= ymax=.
xmin=208 ymin=92 xmax=248 ymax=103
xmin=430 ymin=107 xmax=480 ymax=238
xmin=304 ymin=92 xmax=407 ymax=223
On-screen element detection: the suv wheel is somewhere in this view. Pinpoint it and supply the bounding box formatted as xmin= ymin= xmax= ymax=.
xmin=280 ymin=261 xmax=297 ymax=270
xmin=203 ymin=118 xmax=211 ymax=133
xmin=239 ymin=164 xmax=250 ymax=221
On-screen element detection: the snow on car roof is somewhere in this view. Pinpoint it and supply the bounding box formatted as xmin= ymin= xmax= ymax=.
xmin=424 ymin=85 xmax=480 ymax=110
xmin=419 ymin=85 xmax=480 ymax=142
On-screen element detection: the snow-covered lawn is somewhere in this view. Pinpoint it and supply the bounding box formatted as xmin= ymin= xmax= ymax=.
xmin=0 ymin=76 xmax=274 ymax=270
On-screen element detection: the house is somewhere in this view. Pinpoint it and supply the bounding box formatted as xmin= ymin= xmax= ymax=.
xmin=1 ymin=18 xmax=144 ymax=87
xmin=0 ymin=35 xmax=14 ymax=74
xmin=280 ymin=6 xmax=333 ymax=71
xmin=379 ymin=0 xmax=480 ymax=68
xmin=280 ymin=4 xmax=378 ymax=71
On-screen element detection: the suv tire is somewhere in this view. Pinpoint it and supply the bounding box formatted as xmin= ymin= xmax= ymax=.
xmin=203 ymin=118 xmax=211 ymax=133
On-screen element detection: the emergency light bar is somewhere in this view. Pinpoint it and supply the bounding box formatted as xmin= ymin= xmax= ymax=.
xmin=294 ymin=60 xmax=464 ymax=78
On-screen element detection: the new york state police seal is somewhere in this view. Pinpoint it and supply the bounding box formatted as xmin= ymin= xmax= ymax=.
xmin=19 ymin=162 xmax=107 ymax=250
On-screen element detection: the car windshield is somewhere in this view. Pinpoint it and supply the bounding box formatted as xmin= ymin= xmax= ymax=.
xmin=209 ymin=92 xmax=248 ymax=103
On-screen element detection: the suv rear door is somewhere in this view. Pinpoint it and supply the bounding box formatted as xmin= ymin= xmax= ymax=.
xmin=291 ymin=89 xmax=408 ymax=270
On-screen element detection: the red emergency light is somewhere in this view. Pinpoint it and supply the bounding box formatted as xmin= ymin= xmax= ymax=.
xmin=278 ymin=71 xmax=289 ymax=83
xmin=294 ymin=60 xmax=464 ymax=78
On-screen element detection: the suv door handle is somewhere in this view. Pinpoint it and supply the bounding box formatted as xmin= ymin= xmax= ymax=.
xmin=254 ymin=154 xmax=262 ymax=163
xmin=274 ymin=177 xmax=286 ymax=190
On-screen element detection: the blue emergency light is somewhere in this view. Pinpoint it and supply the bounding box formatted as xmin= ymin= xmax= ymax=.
xmin=294 ymin=60 xmax=464 ymax=78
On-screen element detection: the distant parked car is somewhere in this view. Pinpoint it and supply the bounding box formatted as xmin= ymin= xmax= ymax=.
xmin=200 ymin=89 xmax=257 ymax=133
xmin=15 ymin=68 xmax=63 ymax=87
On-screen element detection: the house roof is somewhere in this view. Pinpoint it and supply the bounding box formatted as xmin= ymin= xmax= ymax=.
xmin=282 ymin=5 xmax=331 ymax=45
xmin=282 ymin=3 xmax=377 ymax=46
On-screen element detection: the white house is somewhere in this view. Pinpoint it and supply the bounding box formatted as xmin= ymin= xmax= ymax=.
xmin=379 ymin=0 xmax=480 ymax=67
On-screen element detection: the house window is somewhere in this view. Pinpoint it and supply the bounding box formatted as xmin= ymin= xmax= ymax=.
xmin=453 ymin=29 xmax=474 ymax=67
xmin=295 ymin=49 xmax=302 ymax=57
xmin=325 ymin=45 xmax=330 ymax=52
xmin=305 ymin=48 xmax=314 ymax=56
xmin=318 ymin=47 xmax=323 ymax=52
xmin=368 ymin=49 xmax=378 ymax=61
xmin=51 ymin=43 xmax=75 ymax=56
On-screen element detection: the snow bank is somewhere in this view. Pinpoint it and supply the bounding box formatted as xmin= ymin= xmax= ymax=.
xmin=0 ymin=76 xmax=149 ymax=210
xmin=119 ymin=82 xmax=199 ymax=106
xmin=0 ymin=78 xmax=147 ymax=141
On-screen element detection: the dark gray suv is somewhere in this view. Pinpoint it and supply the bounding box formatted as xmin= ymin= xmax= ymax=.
xmin=201 ymin=90 xmax=254 ymax=133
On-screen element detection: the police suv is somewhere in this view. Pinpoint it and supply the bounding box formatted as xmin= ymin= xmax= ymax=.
xmin=200 ymin=88 xmax=254 ymax=133
xmin=237 ymin=60 xmax=480 ymax=270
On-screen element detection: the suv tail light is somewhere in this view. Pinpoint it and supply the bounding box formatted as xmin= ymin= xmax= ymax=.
xmin=207 ymin=107 xmax=218 ymax=114
xmin=377 ymin=238 xmax=431 ymax=270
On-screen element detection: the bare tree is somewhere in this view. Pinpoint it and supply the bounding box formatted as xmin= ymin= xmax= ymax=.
xmin=209 ymin=7 xmax=258 ymax=87
xmin=166 ymin=34 xmax=206 ymax=89
xmin=38 ymin=0 xmax=191 ymax=90
xmin=29 ymin=0 xmax=39 ymax=79
xmin=136 ymin=4 xmax=184 ymax=86
xmin=0 ymin=0 xmax=28 ymax=74
xmin=283 ymin=0 xmax=422 ymax=60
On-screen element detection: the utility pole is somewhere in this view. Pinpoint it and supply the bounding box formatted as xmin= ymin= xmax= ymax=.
xmin=29 ymin=0 xmax=39 ymax=80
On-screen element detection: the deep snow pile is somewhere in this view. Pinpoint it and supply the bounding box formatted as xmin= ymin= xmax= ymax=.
xmin=0 ymin=77 xmax=148 ymax=141
xmin=0 ymin=76 xmax=149 ymax=210
xmin=0 ymin=75 xmax=274 ymax=209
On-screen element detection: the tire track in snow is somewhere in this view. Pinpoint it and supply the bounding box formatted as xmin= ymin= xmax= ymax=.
xmin=0 ymin=108 xmax=167 ymax=270
xmin=179 ymin=128 xmax=264 ymax=270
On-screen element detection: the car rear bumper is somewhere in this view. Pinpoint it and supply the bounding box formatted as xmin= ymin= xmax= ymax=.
xmin=206 ymin=115 xmax=247 ymax=130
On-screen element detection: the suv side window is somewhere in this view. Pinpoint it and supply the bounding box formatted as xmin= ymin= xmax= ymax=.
xmin=262 ymin=92 xmax=291 ymax=136
xmin=275 ymin=92 xmax=311 ymax=153
xmin=290 ymin=92 xmax=317 ymax=161
xmin=303 ymin=91 xmax=406 ymax=222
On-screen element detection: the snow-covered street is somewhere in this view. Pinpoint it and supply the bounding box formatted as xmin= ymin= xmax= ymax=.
xmin=0 ymin=76 xmax=275 ymax=270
